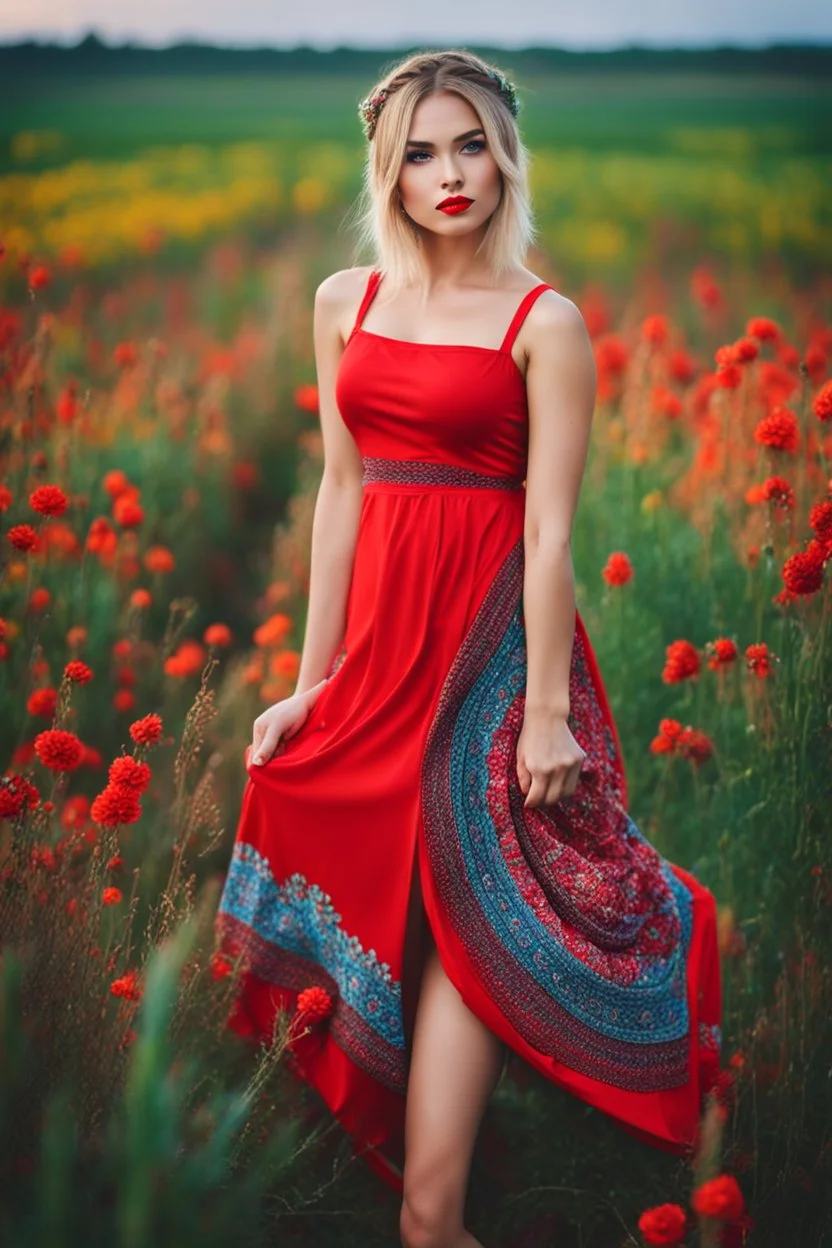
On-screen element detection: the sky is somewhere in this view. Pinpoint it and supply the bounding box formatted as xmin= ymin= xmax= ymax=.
xmin=0 ymin=0 xmax=830 ymax=50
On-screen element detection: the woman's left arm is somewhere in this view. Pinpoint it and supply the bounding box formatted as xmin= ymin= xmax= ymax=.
xmin=519 ymin=293 xmax=597 ymax=808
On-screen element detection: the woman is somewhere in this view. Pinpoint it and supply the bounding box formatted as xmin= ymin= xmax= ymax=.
xmin=215 ymin=48 xmax=722 ymax=1248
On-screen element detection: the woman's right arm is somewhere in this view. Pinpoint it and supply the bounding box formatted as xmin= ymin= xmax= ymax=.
xmin=291 ymin=269 xmax=367 ymax=700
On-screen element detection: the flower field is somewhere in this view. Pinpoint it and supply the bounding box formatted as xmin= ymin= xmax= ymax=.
xmin=1 ymin=61 xmax=831 ymax=1247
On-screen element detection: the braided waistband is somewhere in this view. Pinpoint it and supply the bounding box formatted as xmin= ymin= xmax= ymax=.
xmin=362 ymin=456 xmax=525 ymax=491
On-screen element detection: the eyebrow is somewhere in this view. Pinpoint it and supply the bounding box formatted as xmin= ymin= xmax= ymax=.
xmin=405 ymin=128 xmax=485 ymax=148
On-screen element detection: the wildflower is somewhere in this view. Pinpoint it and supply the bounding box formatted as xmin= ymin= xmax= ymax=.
xmin=113 ymin=342 xmax=138 ymax=368
xmin=108 ymin=755 xmax=151 ymax=793
xmin=0 ymin=485 xmax=12 ymax=511
xmin=113 ymin=689 xmax=136 ymax=713
xmin=594 ymin=333 xmax=629 ymax=376
xmin=812 ymin=379 xmax=832 ymax=423
xmin=293 ymin=383 xmax=319 ymax=412
xmin=746 ymin=316 xmax=780 ymax=342
xmin=210 ymin=952 xmax=234 ymax=980
xmin=0 ymin=774 xmax=41 ymax=819
xmin=27 ymin=687 xmax=57 ymax=718
xmin=651 ymin=386 xmax=683 ymax=419
xmin=661 ymin=640 xmax=700 ymax=683
xmin=110 ymin=969 xmax=142 ymax=1002
xmin=705 ymin=638 xmax=737 ymax=669
xmin=782 ymin=541 xmax=826 ymax=596
xmin=296 ymin=985 xmax=334 ymax=1023
xmin=164 ymin=640 xmax=206 ymax=678
xmin=113 ymin=495 xmax=144 ymax=527
xmin=90 ymin=784 xmax=142 ymax=827
xmin=28 ymin=264 xmax=52 ymax=291
xmin=744 ymin=642 xmax=775 ymax=678
xmin=143 ymin=545 xmax=175 ymax=575
xmin=732 ymin=337 xmax=759 ymax=363
xmin=204 ymin=623 xmax=233 ymax=647
xmin=130 ymin=588 xmax=152 ymax=609
xmin=637 ymin=1202 xmax=687 ymax=1245
xmin=29 ymin=484 xmax=68 ymax=516
xmin=253 ymin=612 xmax=293 ymax=648
xmin=640 ymin=315 xmax=670 ymax=348
xmin=102 ymin=886 xmax=123 ymax=906
xmin=60 ymin=794 xmax=90 ymax=829
xmin=691 ymin=1173 xmax=745 ymax=1222
xmin=129 ymin=713 xmax=163 ymax=746
xmin=85 ymin=516 xmax=117 ymax=557
xmin=761 ymin=475 xmax=795 ymax=510
xmin=34 ymin=729 xmax=84 ymax=771
xmin=691 ymin=266 xmax=722 ymax=310
xmin=269 ymin=650 xmax=301 ymax=680
xmin=601 ymin=552 xmax=634 ymax=587
xmin=754 ymin=407 xmax=799 ymax=453
xmin=7 ymin=524 xmax=40 ymax=552
xmin=64 ymin=660 xmax=93 ymax=684
xmin=809 ymin=499 xmax=832 ymax=547
xmin=677 ymin=727 xmax=714 ymax=765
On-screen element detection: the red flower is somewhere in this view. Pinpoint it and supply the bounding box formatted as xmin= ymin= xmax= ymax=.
xmin=677 ymin=727 xmax=714 ymax=765
xmin=812 ymin=379 xmax=832 ymax=423
xmin=7 ymin=524 xmax=41 ymax=552
xmin=809 ymin=499 xmax=832 ymax=546
xmin=108 ymin=755 xmax=151 ymax=793
xmin=637 ymin=1202 xmax=687 ymax=1245
xmin=0 ymin=774 xmax=41 ymax=819
xmin=745 ymin=642 xmax=775 ymax=678
xmin=732 ymin=337 xmax=759 ymax=363
xmin=661 ymin=640 xmax=701 ymax=683
xmin=28 ymin=264 xmax=52 ymax=291
xmin=296 ymin=985 xmax=334 ymax=1023
xmin=103 ymin=470 xmax=132 ymax=498
xmin=102 ymin=886 xmax=123 ymax=906
xmin=754 ymin=407 xmax=799 ymax=453
xmin=782 ymin=540 xmax=826 ymax=596
xmin=113 ymin=341 xmax=138 ymax=368
xmin=601 ymin=552 xmax=634 ymax=587
xmin=164 ymin=640 xmax=206 ymax=678
xmin=0 ymin=485 xmax=12 ymax=511
xmin=27 ymin=687 xmax=57 ymax=718
xmin=129 ymin=713 xmax=163 ymax=746
xmin=641 ymin=315 xmax=670 ymax=348
xmin=113 ymin=495 xmax=144 ymax=527
xmin=34 ymin=729 xmax=84 ymax=771
xmin=691 ymin=1173 xmax=745 ymax=1222
xmin=210 ymin=952 xmax=233 ymax=980
xmin=113 ymin=689 xmax=136 ymax=713
xmin=29 ymin=484 xmax=68 ymax=516
xmin=110 ymin=968 xmax=142 ymax=1001
xmin=293 ymin=383 xmax=319 ymax=413
xmin=203 ymin=623 xmax=233 ymax=647
xmin=90 ymin=784 xmax=142 ymax=827
xmin=64 ymin=660 xmax=93 ymax=684
xmin=706 ymin=637 xmax=738 ymax=669
xmin=746 ymin=316 xmax=780 ymax=342
xmin=761 ymin=475 xmax=795 ymax=510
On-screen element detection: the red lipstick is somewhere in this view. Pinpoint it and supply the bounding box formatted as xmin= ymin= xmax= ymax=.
xmin=436 ymin=196 xmax=474 ymax=214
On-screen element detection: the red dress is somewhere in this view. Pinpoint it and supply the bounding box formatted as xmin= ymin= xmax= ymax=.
xmin=215 ymin=268 xmax=723 ymax=1194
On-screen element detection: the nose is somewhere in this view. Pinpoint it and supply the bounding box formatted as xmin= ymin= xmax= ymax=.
xmin=439 ymin=152 xmax=463 ymax=190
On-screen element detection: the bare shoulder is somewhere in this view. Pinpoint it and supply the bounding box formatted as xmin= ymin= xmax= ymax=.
xmin=315 ymin=266 xmax=375 ymax=345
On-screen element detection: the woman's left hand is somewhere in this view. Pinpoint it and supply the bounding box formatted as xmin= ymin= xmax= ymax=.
xmin=516 ymin=711 xmax=587 ymax=808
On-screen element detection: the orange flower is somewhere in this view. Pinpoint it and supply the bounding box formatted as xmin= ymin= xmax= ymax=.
xmin=203 ymin=623 xmax=233 ymax=648
xmin=812 ymin=379 xmax=832 ymax=423
xmin=691 ymin=1173 xmax=745 ymax=1222
xmin=661 ymin=640 xmax=700 ymax=683
xmin=253 ymin=612 xmax=292 ymax=648
xmin=269 ymin=649 xmax=301 ymax=679
xmin=34 ymin=729 xmax=84 ymax=771
xmin=143 ymin=545 xmax=175 ymax=575
xmin=129 ymin=713 xmax=163 ymax=745
xmin=91 ymin=784 xmax=142 ymax=827
xmin=163 ymin=640 xmax=206 ymax=678
xmin=102 ymin=886 xmax=123 ymax=906
xmin=27 ymin=687 xmax=57 ymax=718
xmin=706 ymin=637 xmax=737 ymax=669
xmin=293 ymin=383 xmax=319 ymax=413
xmin=601 ymin=551 xmax=634 ymax=587
xmin=7 ymin=524 xmax=40 ymax=552
xmin=296 ymin=985 xmax=334 ymax=1023
xmin=745 ymin=642 xmax=775 ymax=678
xmin=108 ymin=756 xmax=151 ymax=793
xmin=29 ymin=484 xmax=68 ymax=516
xmin=64 ymin=660 xmax=93 ymax=684
xmin=637 ymin=1202 xmax=687 ymax=1245
xmin=102 ymin=469 xmax=132 ymax=498
xmin=754 ymin=407 xmax=799 ymax=453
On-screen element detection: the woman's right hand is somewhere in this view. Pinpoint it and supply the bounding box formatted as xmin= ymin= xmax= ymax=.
xmin=249 ymin=677 xmax=329 ymax=766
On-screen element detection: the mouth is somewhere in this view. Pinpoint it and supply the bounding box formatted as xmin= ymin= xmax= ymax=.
xmin=436 ymin=196 xmax=474 ymax=214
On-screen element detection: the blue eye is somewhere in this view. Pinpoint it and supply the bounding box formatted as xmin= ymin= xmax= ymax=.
xmin=406 ymin=139 xmax=486 ymax=163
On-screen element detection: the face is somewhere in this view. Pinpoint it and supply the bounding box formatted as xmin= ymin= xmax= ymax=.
xmin=397 ymin=89 xmax=503 ymax=235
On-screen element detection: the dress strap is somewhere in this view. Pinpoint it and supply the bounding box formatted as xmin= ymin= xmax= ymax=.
xmin=350 ymin=268 xmax=384 ymax=337
xmin=499 ymin=283 xmax=552 ymax=353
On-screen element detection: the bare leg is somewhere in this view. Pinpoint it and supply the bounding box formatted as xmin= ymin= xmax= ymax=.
xmin=399 ymin=934 xmax=505 ymax=1248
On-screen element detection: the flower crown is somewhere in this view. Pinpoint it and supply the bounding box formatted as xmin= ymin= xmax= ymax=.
xmin=358 ymin=68 xmax=521 ymax=143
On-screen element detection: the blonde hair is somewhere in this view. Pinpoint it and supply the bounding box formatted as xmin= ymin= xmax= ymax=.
xmin=346 ymin=49 xmax=537 ymax=291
